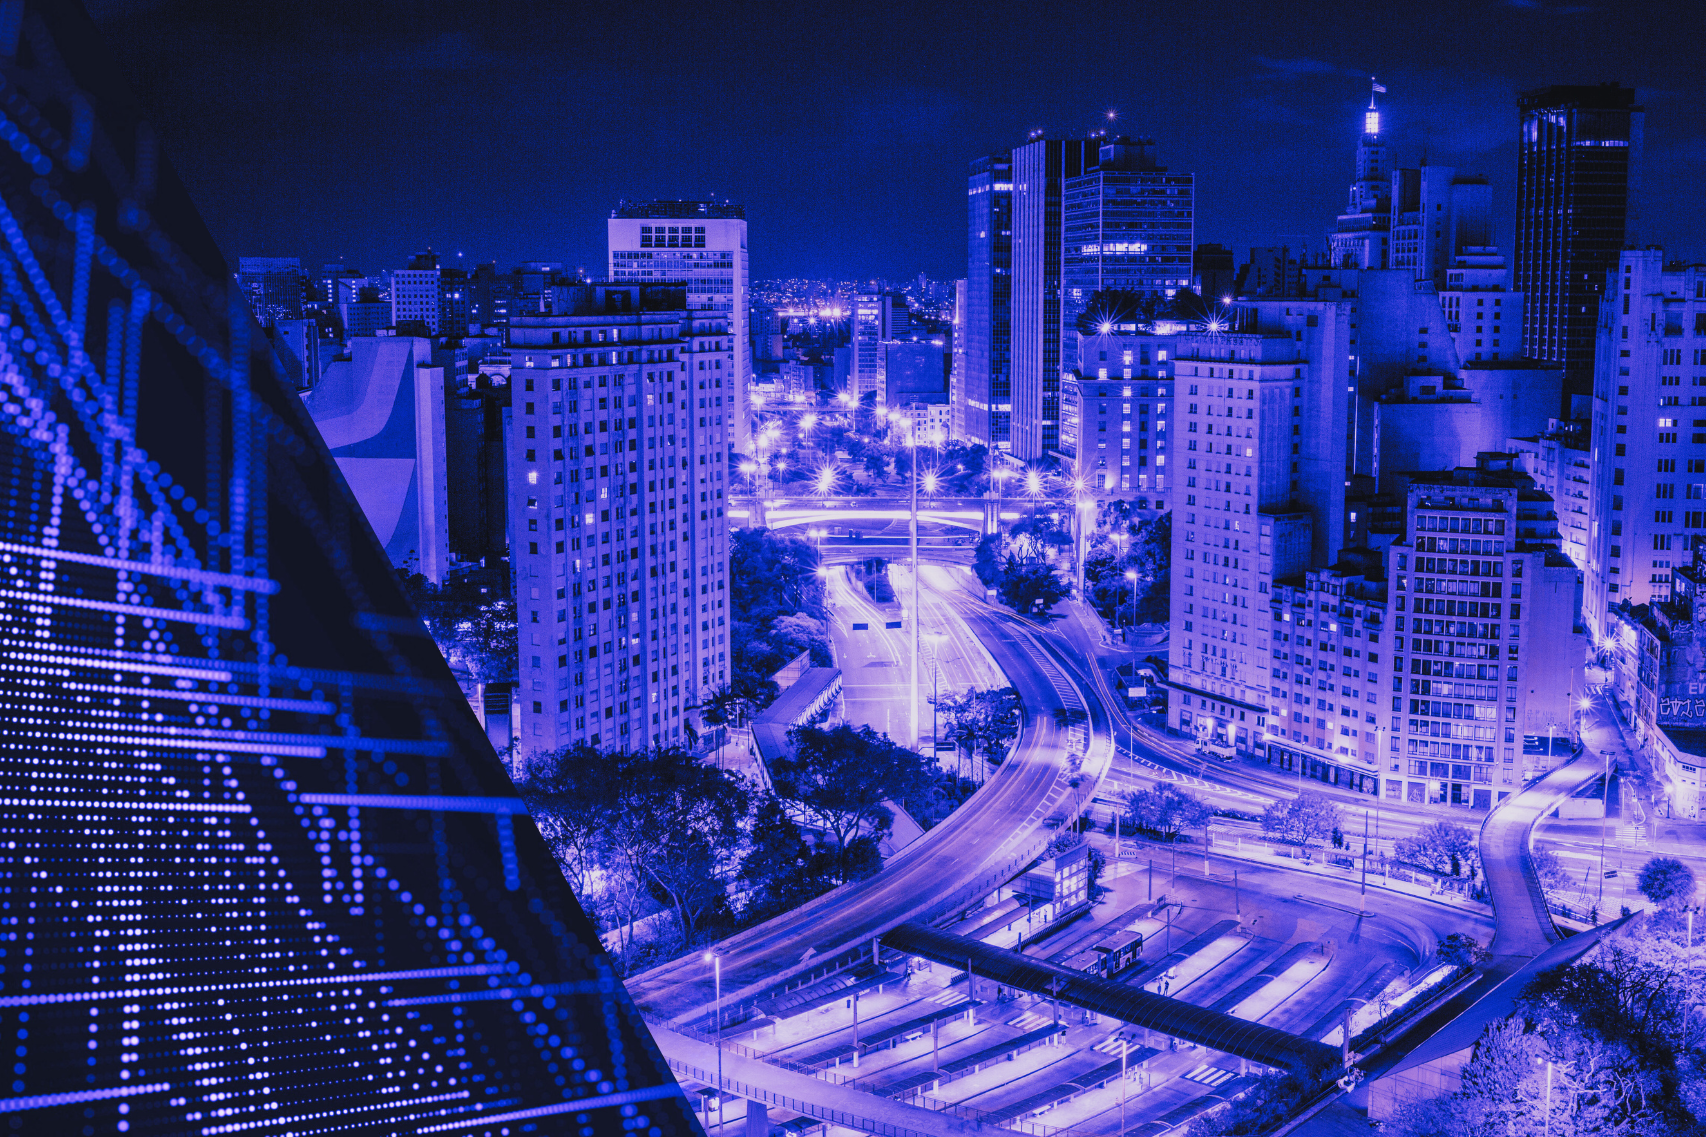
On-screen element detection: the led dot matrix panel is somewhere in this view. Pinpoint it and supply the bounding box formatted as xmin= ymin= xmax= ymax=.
xmin=0 ymin=4 xmax=697 ymax=1135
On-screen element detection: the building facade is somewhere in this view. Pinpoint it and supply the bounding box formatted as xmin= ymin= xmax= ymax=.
xmin=1389 ymin=168 xmax=1491 ymax=291
xmin=1515 ymin=84 xmax=1642 ymax=402
xmin=390 ymin=266 xmax=442 ymax=334
xmin=850 ymin=293 xmax=908 ymax=405
xmin=608 ymin=200 xmax=751 ymax=455
xmin=1585 ymin=250 xmax=1706 ymax=644
xmin=504 ymin=284 xmax=732 ymax=765
xmin=1438 ymin=246 xmax=1523 ymax=364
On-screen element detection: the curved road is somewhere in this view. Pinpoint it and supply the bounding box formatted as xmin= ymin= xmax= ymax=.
xmin=627 ymin=594 xmax=1112 ymax=1024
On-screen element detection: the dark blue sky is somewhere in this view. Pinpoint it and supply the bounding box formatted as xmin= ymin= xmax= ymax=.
xmin=88 ymin=0 xmax=1706 ymax=282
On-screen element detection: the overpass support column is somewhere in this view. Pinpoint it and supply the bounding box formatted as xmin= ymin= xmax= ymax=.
xmin=744 ymin=1098 xmax=769 ymax=1137
xmin=982 ymin=495 xmax=999 ymax=536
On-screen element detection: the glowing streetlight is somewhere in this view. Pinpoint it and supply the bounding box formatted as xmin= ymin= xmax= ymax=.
xmin=922 ymin=470 xmax=940 ymax=496
xmin=1123 ymin=569 xmax=1138 ymax=642
xmin=703 ymin=951 xmax=723 ymax=1135
xmin=1024 ymin=469 xmax=1043 ymax=497
xmin=814 ymin=465 xmax=837 ymax=495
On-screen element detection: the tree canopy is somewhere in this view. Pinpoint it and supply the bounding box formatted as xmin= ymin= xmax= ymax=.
xmin=729 ymin=527 xmax=832 ymax=711
xmin=770 ymin=724 xmax=934 ymax=881
xmin=1260 ymin=791 xmax=1342 ymax=854
xmin=1124 ymin=781 xmax=1212 ymax=843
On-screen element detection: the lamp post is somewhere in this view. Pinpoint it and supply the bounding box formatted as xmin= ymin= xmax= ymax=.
xmin=909 ymin=416 xmax=921 ymax=751
xmin=703 ymin=951 xmax=722 ymax=1135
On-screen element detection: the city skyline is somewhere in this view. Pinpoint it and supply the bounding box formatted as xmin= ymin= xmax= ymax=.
xmin=86 ymin=0 xmax=1706 ymax=281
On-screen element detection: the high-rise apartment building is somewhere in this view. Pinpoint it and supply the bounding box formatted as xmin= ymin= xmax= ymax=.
xmin=1388 ymin=463 xmax=1583 ymax=797
xmin=964 ymin=154 xmax=1014 ymax=450
xmin=1061 ymin=135 xmax=1195 ymax=376
xmin=1011 ymin=135 xmax=1097 ymax=459
xmin=1057 ymin=329 xmax=1175 ymax=500
xmin=608 ymin=200 xmax=751 ymax=455
xmin=238 ymin=256 xmax=305 ymax=326
xmin=1584 ymin=250 xmax=1706 ymax=643
xmin=1329 ymin=84 xmax=1392 ymax=270
xmin=1166 ymin=305 xmax=1357 ymax=750
xmin=1516 ymin=84 xmax=1642 ymax=400
xmin=505 ymin=283 xmax=733 ymax=765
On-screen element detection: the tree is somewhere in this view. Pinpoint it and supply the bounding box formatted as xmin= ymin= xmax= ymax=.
xmin=1396 ymin=821 xmax=1480 ymax=877
xmin=1075 ymin=288 xmax=1165 ymax=336
xmin=935 ymin=686 xmax=1022 ymax=777
xmin=1637 ymin=856 xmax=1697 ymax=911
xmin=973 ymin=533 xmax=1003 ymax=589
xmin=770 ymin=724 xmax=931 ymax=881
xmin=1531 ymin=848 xmax=1572 ymax=902
xmin=1124 ymin=781 xmax=1212 ymax=843
xmin=997 ymin=556 xmax=1068 ymax=617
xmin=1436 ymin=932 xmax=1491 ymax=968
xmin=729 ymin=527 xmax=831 ymax=711
xmin=1260 ymin=791 xmax=1341 ymax=856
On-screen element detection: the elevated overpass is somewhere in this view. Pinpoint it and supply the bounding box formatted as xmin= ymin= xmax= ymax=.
xmin=730 ymin=493 xmax=1033 ymax=535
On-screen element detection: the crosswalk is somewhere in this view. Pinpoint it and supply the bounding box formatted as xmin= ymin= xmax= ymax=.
xmin=1618 ymin=825 xmax=1643 ymax=846
xmin=1093 ymin=1035 xmax=1138 ymax=1056
xmin=928 ymin=990 xmax=971 ymax=1007
xmin=1007 ymin=1010 xmax=1054 ymax=1030
xmin=1182 ymin=1063 xmax=1239 ymax=1087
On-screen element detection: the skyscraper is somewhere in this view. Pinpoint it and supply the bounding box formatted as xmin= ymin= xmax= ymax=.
xmin=608 ymin=200 xmax=751 ymax=454
xmin=1011 ymin=135 xmax=1094 ymax=459
xmin=506 ymin=283 xmax=733 ymax=761
xmin=1328 ymin=81 xmax=1392 ymax=270
xmin=963 ymin=153 xmax=1013 ymax=450
xmin=1515 ymin=83 xmax=1642 ymax=400
xmin=1061 ymin=135 xmax=1195 ymax=376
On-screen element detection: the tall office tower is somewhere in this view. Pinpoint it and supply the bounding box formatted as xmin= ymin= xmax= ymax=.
xmin=1516 ymin=84 xmax=1642 ymax=401
xmin=1389 ymin=463 xmax=1583 ymax=797
xmin=505 ymin=283 xmax=732 ymax=761
xmin=390 ymin=255 xmax=443 ymax=334
xmin=468 ymin=261 xmax=516 ymax=330
xmin=850 ymin=292 xmax=908 ymax=405
xmin=1166 ymin=302 xmax=1357 ymax=755
xmin=1584 ymin=250 xmax=1706 ymax=643
xmin=1389 ymin=168 xmax=1492 ymax=290
xmin=1057 ymin=329 xmax=1175 ymax=500
xmin=1438 ymin=247 xmax=1524 ymax=364
xmin=1012 ymin=135 xmax=1097 ymax=459
xmin=1060 ymin=135 xmax=1195 ymax=380
xmin=238 ymin=256 xmax=305 ymax=325
xmin=1329 ymin=81 xmax=1392 ymax=270
xmin=608 ymin=201 xmax=750 ymax=455
xmin=950 ymin=278 xmax=967 ymax=440
xmin=964 ymin=153 xmax=1013 ymax=449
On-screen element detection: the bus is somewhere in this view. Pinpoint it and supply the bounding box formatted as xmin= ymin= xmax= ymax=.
xmin=1092 ymin=929 xmax=1144 ymax=978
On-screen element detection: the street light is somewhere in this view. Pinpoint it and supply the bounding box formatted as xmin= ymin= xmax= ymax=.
xmin=703 ymin=951 xmax=722 ymax=1135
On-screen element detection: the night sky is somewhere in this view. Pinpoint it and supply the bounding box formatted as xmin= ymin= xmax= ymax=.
xmin=86 ymin=0 xmax=1706 ymax=284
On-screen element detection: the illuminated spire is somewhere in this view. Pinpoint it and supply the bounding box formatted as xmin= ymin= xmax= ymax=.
xmin=1365 ymin=76 xmax=1386 ymax=135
